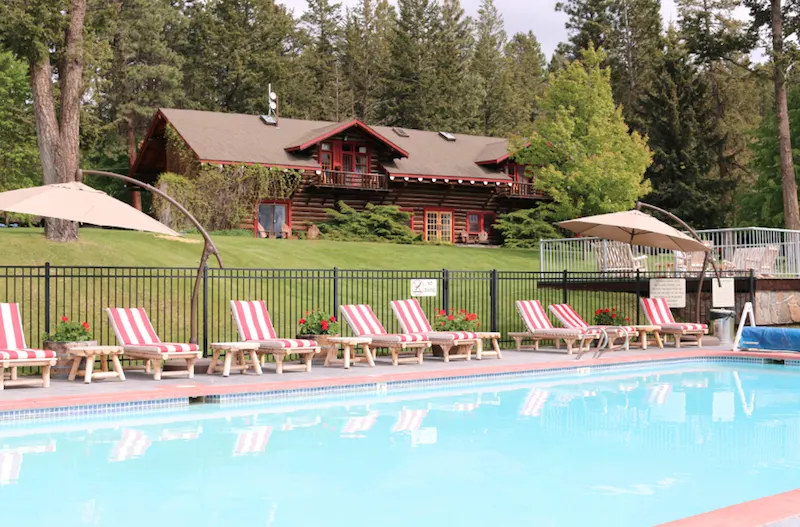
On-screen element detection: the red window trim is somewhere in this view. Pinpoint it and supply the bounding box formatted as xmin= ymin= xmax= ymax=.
xmin=253 ymin=200 xmax=293 ymax=237
xmin=319 ymin=140 xmax=371 ymax=173
xmin=423 ymin=208 xmax=455 ymax=242
xmin=466 ymin=211 xmax=496 ymax=235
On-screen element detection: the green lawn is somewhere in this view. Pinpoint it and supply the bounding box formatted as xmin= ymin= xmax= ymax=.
xmin=0 ymin=228 xmax=540 ymax=270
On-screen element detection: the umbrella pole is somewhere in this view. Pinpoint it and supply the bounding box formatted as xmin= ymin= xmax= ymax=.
xmin=80 ymin=170 xmax=223 ymax=344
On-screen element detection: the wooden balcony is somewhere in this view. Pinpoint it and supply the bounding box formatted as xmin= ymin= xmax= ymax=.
xmin=309 ymin=171 xmax=389 ymax=191
xmin=498 ymin=181 xmax=547 ymax=199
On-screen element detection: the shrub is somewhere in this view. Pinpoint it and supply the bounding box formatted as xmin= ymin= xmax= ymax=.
xmin=431 ymin=308 xmax=481 ymax=331
xmin=593 ymin=308 xmax=631 ymax=326
xmin=318 ymin=201 xmax=420 ymax=244
xmin=298 ymin=310 xmax=340 ymax=335
xmin=493 ymin=205 xmax=560 ymax=248
xmin=43 ymin=316 xmax=93 ymax=342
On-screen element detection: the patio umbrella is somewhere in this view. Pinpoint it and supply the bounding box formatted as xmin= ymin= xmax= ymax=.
xmin=556 ymin=210 xmax=710 ymax=253
xmin=0 ymin=182 xmax=177 ymax=236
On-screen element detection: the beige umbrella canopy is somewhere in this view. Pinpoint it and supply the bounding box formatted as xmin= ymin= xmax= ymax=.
xmin=0 ymin=182 xmax=178 ymax=236
xmin=557 ymin=210 xmax=710 ymax=253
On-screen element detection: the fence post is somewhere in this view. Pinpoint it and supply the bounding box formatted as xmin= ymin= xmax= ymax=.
xmin=442 ymin=268 xmax=450 ymax=313
xmin=333 ymin=267 xmax=340 ymax=317
xmin=44 ymin=262 xmax=51 ymax=337
xmin=635 ymin=269 xmax=641 ymax=324
xmin=562 ymin=269 xmax=568 ymax=305
xmin=749 ymin=269 xmax=756 ymax=305
xmin=490 ymin=269 xmax=499 ymax=332
xmin=202 ymin=264 xmax=209 ymax=357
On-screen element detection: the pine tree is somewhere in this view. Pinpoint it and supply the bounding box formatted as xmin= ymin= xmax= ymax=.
xmin=382 ymin=0 xmax=439 ymax=128
xmin=341 ymin=0 xmax=395 ymax=123
xmin=639 ymin=31 xmax=729 ymax=228
xmin=301 ymin=0 xmax=347 ymax=121
xmin=556 ymin=0 xmax=615 ymax=56
xmin=104 ymin=0 xmax=183 ymax=170
xmin=471 ymin=0 xmax=512 ymax=136
xmin=429 ymin=0 xmax=480 ymax=133
xmin=504 ymin=31 xmax=547 ymax=133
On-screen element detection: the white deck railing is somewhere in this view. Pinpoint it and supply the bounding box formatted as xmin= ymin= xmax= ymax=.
xmin=539 ymin=227 xmax=800 ymax=277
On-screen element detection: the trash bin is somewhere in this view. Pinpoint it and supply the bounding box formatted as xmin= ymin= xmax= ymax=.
xmin=709 ymin=308 xmax=735 ymax=347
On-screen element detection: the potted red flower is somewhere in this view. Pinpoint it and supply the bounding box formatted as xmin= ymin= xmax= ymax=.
xmin=430 ymin=308 xmax=482 ymax=358
xmin=297 ymin=309 xmax=340 ymax=361
xmin=43 ymin=316 xmax=96 ymax=378
xmin=593 ymin=308 xmax=629 ymax=326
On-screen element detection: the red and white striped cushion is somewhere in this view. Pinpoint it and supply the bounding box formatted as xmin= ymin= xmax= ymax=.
xmin=641 ymin=297 xmax=676 ymax=325
xmin=0 ymin=348 xmax=56 ymax=360
xmin=390 ymin=299 xmax=434 ymax=333
xmin=106 ymin=308 xmax=161 ymax=345
xmin=515 ymin=300 xmax=554 ymax=331
xmin=230 ymin=300 xmax=278 ymax=341
xmin=251 ymin=339 xmax=317 ymax=349
xmin=123 ymin=343 xmax=199 ymax=354
xmin=0 ymin=303 xmax=28 ymax=349
xmin=663 ymin=323 xmax=708 ymax=331
xmin=361 ymin=333 xmax=428 ymax=343
xmin=549 ymin=304 xmax=589 ymax=329
xmin=421 ymin=331 xmax=480 ymax=340
xmin=340 ymin=305 xmax=388 ymax=336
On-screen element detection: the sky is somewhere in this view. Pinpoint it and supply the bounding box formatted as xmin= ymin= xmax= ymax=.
xmin=279 ymin=0 xmax=681 ymax=58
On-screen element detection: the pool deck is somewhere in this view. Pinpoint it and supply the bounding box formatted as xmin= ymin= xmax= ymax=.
xmin=3 ymin=343 xmax=800 ymax=527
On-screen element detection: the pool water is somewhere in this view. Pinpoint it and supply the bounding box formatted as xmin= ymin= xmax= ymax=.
xmin=2 ymin=363 xmax=800 ymax=527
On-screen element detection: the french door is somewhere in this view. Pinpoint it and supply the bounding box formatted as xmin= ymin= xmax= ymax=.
xmin=258 ymin=203 xmax=289 ymax=238
xmin=425 ymin=210 xmax=453 ymax=242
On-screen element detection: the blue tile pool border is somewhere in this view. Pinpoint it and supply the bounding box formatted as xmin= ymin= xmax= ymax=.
xmin=2 ymin=355 xmax=798 ymax=422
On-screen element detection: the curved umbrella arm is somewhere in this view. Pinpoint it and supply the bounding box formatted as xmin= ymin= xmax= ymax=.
xmin=79 ymin=169 xmax=223 ymax=344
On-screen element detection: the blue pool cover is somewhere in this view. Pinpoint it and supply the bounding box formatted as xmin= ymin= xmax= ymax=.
xmin=740 ymin=326 xmax=800 ymax=351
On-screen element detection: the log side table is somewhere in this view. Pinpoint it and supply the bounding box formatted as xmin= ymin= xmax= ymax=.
xmin=633 ymin=325 xmax=663 ymax=350
xmin=207 ymin=342 xmax=262 ymax=377
xmin=325 ymin=337 xmax=374 ymax=369
xmin=67 ymin=345 xmax=125 ymax=384
xmin=473 ymin=332 xmax=503 ymax=360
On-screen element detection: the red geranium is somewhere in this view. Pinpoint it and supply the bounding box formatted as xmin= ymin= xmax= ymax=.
xmin=595 ymin=309 xmax=601 ymax=315
xmin=320 ymin=320 xmax=329 ymax=331
xmin=61 ymin=316 xmax=69 ymax=322
xmin=447 ymin=315 xmax=455 ymax=321
xmin=603 ymin=308 xmax=610 ymax=313
xmin=329 ymin=316 xmax=336 ymax=322
xmin=81 ymin=321 xmax=90 ymax=330
xmin=611 ymin=313 xmax=617 ymax=319
xmin=298 ymin=318 xmax=307 ymax=325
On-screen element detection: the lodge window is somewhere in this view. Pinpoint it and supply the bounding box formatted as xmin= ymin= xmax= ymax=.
xmin=505 ymin=163 xmax=528 ymax=182
xmin=319 ymin=141 xmax=371 ymax=174
xmin=466 ymin=212 xmax=496 ymax=234
xmin=257 ymin=201 xmax=291 ymax=238
xmin=425 ymin=209 xmax=453 ymax=242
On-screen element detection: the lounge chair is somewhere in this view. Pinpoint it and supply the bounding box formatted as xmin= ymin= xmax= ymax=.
xmin=105 ymin=307 xmax=201 ymax=380
xmin=391 ymin=298 xmax=502 ymax=360
xmin=640 ymin=297 xmax=707 ymax=348
xmin=230 ymin=300 xmax=320 ymax=374
xmin=390 ymin=298 xmax=478 ymax=362
xmin=510 ymin=300 xmax=604 ymax=359
xmin=548 ymin=303 xmax=635 ymax=351
xmin=594 ymin=241 xmax=647 ymax=275
xmin=340 ymin=304 xmax=430 ymax=366
xmin=0 ymin=302 xmax=57 ymax=389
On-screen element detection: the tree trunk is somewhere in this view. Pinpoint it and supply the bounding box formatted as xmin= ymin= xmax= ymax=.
xmin=28 ymin=0 xmax=87 ymax=242
xmin=771 ymin=0 xmax=800 ymax=230
xmin=126 ymin=113 xmax=143 ymax=210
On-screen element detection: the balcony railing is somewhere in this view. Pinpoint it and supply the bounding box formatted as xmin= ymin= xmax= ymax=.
xmin=499 ymin=181 xmax=546 ymax=199
xmin=310 ymin=171 xmax=388 ymax=191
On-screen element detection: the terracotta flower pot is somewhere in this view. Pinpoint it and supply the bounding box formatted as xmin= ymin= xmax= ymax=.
xmin=45 ymin=340 xmax=97 ymax=379
xmin=297 ymin=333 xmax=339 ymax=362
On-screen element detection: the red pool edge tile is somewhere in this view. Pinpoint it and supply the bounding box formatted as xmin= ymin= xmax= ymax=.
xmin=656 ymin=488 xmax=800 ymax=527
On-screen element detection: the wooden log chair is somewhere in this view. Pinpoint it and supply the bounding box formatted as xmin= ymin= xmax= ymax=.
xmin=340 ymin=304 xmax=430 ymax=366
xmin=0 ymin=302 xmax=57 ymax=389
xmin=105 ymin=308 xmax=201 ymax=380
xmin=640 ymin=297 xmax=707 ymax=348
xmin=548 ymin=303 xmax=635 ymax=351
xmin=390 ymin=298 xmax=478 ymax=362
xmin=230 ymin=300 xmax=320 ymax=374
xmin=510 ymin=300 xmax=603 ymax=359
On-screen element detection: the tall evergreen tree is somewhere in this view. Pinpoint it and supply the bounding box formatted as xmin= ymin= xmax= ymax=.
xmin=382 ymin=0 xmax=439 ymax=128
xmin=301 ymin=0 xmax=347 ymax=121
xmin=504 ymin=31 xmax=547 ymax=133
xmin=556 ymin=0 xmax=614 ymax=55
xmin=179 ymin=0 xmax=305 ymax=116
xmin=430 ymin=0 xmax=480 ymax=133
xmin=639 ymin=32 xmax=729 ymax=228
xmin=342 ymin=0 xmax=395 ymax=123
xmin=471 ymin=0 xmax=512 ymax=136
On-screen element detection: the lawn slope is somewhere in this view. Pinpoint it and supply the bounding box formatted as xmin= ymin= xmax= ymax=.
xmin=0 ymin=228 xmax=539 ymax=270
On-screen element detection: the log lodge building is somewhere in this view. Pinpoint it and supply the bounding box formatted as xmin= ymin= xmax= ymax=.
xmin=132 ymin=108 xmax=546 ymax=243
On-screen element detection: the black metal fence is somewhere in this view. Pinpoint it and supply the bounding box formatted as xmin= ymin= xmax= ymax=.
xmin=0 ymin=264 xmax=757 ymax=354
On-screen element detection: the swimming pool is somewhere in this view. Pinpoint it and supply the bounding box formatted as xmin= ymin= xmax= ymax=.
xmin=2 ymin=362 xmax=799 ymax=527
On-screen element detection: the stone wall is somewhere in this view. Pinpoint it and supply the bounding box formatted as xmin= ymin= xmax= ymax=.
xmin=674 ymin=290 xmax=800 ymax=326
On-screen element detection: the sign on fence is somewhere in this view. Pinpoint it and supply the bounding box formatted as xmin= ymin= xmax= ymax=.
xmin=712 ymin=278 xmax=735 ymax=307
xmin=649 ymin=278 xmax=686 ymax=308
xmin=410 ymin=279 xmax=437 ymax=297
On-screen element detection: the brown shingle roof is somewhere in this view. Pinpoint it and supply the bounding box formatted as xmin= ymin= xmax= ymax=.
xmin=158 ymin=108 xmax=513 ymax=181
